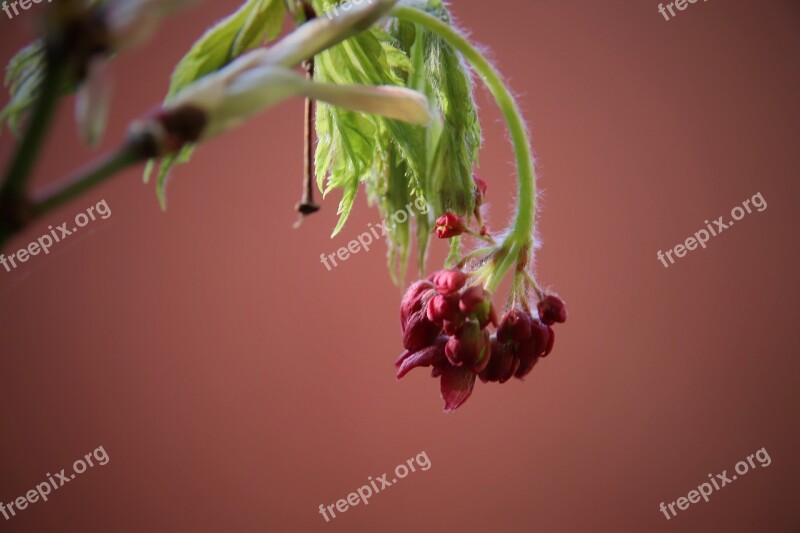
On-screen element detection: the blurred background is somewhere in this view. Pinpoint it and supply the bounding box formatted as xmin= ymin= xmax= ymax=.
xmin=1 ymin=0 xmax=799 ymax=531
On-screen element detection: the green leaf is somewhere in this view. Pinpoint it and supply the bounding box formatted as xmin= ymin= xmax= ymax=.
xmin=232 ymin=0 xmax=286 ymax=57
xmin=0 ymin=42 xmax=61 ymax=136
xmin=147 ymin=0 xmax=287 ymax=204
xmin=313 ymin=16 xmax=427 ymax=267
xmin=331 ymin=174 xmax=359 ymax=238
xmin=165 ymin=0 xmax=285 ymax=102
xmin=415 ymin=0 xmax=481 ymax=217
xmin=313 ymin=0 xmax=482 ymax=282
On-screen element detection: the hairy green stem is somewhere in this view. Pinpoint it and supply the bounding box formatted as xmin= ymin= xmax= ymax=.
xmin=0 ymin=55 xmax=65 ymax=198
xmin=392 ymin=6 xmax=537 ymax=292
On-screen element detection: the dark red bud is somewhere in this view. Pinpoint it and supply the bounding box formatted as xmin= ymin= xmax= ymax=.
xmin=530 ymin=320 xmax=550 ymax=357
xmin=143 ymin=105 xmax=208 ymax=157
xmin=514 ymin=348 xmax=539 ymax=379
xmin=515 ymin=328 xmax=547 ymax=379
xmin=479 ymin=337 xmax=516 ymax=383
xmin=403 ymin=310 xmax=442 ymax=352
xmin=443 ymin=316 xmax=465 ymax=336
xmin=396 ymin=337 xmax=448 ymax=379
xmin=459 ymin=286 xmax=490 ymax=315
xmin=538 ymin=295 xmax=567 ymax=325
xmin=432 ymin=269 xmax=468 ymax=295
xmin=498 ymin=308 xmax=533 ymax=343
xmin=445 ymin=320 xmax=490 ymax=372
xmin=426 ymin=293 xmax=461 ymax=324
xmin=435 ymin=212 xmax=467 ymax=239
xmin=445 ymin=336 xmax=464 ymax=367
xmin=473 ymin=175 xmax=488 ymax=205
xmin=401 ymin=280 xmax=435 ymax=328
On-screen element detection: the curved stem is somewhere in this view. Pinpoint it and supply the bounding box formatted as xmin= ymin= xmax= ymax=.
xmin=392 ymin=5 xmax=537 ymax=292
xmin=484 ymin=240 xmax=520 ymax=293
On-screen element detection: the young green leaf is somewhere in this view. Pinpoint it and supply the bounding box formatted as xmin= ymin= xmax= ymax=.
xmin=146 ymin=0 xmax=287 ymax=206
xmin=312 ymin=0 xmax=426 ymax=264
xmin=312 ymin=0 xmax=482 ymax=282
xmin=401 ymin=0 xmax=481 ymax=217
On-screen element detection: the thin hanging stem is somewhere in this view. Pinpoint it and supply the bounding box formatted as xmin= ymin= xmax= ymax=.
xmin=296 ymin=0 xmax=321 ymax=220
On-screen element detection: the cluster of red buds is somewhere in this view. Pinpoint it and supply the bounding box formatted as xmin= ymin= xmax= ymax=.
xmin=396 ymin=176 xmax=567 ymax=411
xmin=396 ymin=269 xmax=566 ymax=410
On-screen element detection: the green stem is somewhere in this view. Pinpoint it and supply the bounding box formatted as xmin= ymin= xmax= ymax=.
xmin=0 ymin=54 xmax=65 ymax=197
xmin=392 ymin=6 xmax=537 ymax=293
xmin=32 ymin=142 xmax=144 ymax=216
xmin=457 ymin=246 xmax=494 ymax=268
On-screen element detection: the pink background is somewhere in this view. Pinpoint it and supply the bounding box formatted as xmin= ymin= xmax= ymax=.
xmin=1 ymin=0 xmax=799 ymax=531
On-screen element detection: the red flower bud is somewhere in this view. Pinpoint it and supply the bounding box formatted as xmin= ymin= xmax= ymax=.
xmin=403 ymin=310 xmax=442 ymax=352
xmin=395 ymin=335 xmax=478 ymax=411
xmin=497 ymin=308 xmax=533 ymax=343
xmin=401 ymin=280 xmax=435 ymax=328
xmin=435 ymin=212 xmax=467 ymax=239
xmin=515 ymin=331 xmax=545 ymax=379
xmin=443 ymin=316 xmax=465 ymax=336
xmin=432 ymin=269 xmax=468 ymax=295
xmin=479 ymin=337 xmax=517 ymax=384
xmin=396 ymin=337 xmax=448 ymax=379
xmin=530 ymin=320 xmax=550 ymax=356
xmin=445 ymin=320 xmax=491 ymax=372
xmin=473 ymin=175 xmax=488 ymax=206
xmin=426 ymin=293 xmax=461 ymax=324
xmin=459 ymin=286 xmax=496 ymax=328
xmin=537 ymin=295 xmax=567 ymax=325
xmin=514 ymin=347 xmax=539 ymax=379
xmin=459 ymin=286 xmax=488 ymax=314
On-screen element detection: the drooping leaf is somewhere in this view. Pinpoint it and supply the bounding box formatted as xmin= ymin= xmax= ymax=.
xmin=313 ymin=0 xmax=482 ymax=282
xmin=412 ymin=0 xmax=481 ymax=217
xmin=312 ymin=0 xmax=425 ymax=266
